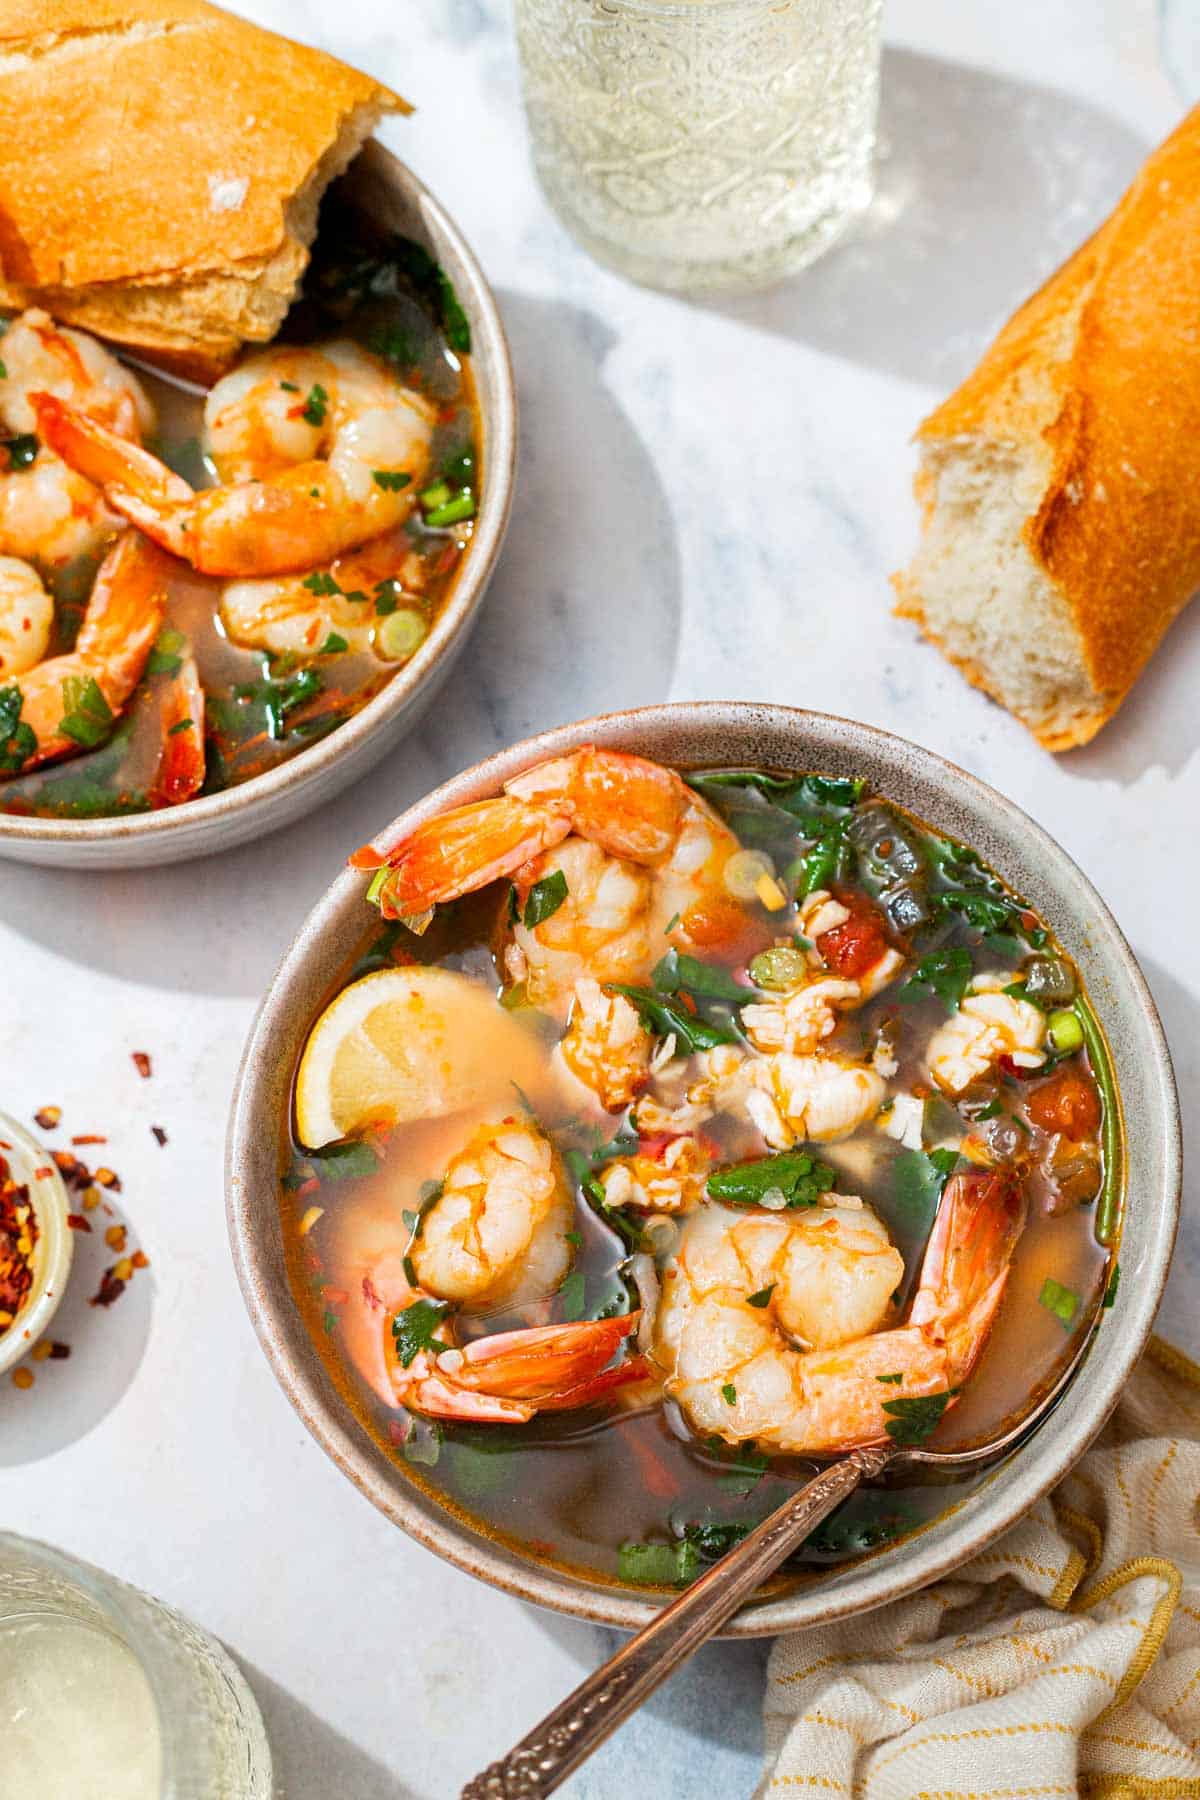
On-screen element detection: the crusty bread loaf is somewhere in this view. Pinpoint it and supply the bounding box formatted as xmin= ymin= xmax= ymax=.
xmin=0 ymin=0 xmax=408 ymax=381
xmin=894 ymin=106 xmax=1200 ymax=751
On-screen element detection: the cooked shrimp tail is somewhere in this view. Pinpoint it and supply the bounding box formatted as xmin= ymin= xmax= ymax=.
xmin=909 ymin=1166 xmax=1027 ymax=1387
xmin=147 ymin=652 xmax=206 ymax=809
xmin=1 ymin=531 xmax=173 ymax=773
xmin=33 ymin=391 xmax=189 ymax=505
xmin=368 ymin=747 xmax=705 ymax=917
xmin=410 ymin=1314 xmax=646 ymax=1423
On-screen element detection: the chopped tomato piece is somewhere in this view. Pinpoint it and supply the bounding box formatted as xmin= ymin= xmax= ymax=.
xmin=680 ymin=896 xmax=770 ymax=963
xmin=818 ymin=888 xmax=891 ymax=979
xmin=1027 ymin=1069 xmax=1101 ymax=1141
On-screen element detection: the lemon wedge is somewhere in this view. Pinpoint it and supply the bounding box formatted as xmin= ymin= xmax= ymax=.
xmin=294 ymin=966 xmax=546 ymax=1149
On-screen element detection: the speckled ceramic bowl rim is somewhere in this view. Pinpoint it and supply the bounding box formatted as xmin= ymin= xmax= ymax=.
xmin=227 ymin=703 xmax=1181 ymax=1636
xmin=0 ymin=1112 xmax=73 ymax=1375
xmin=0 ymin=149 xmax=516 ymax=854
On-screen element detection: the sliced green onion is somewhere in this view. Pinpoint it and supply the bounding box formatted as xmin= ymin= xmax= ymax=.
xmin=424 ymin=490 xmax=476 ymax=528
xmin=419 ymin=480 xmax=452 ymax=510
xmin=1074 ymin=997 xmax=1122 ymax=1246
xmin=749 ymin=946 xmax=808 ymax=990
xmin=365 ymin=865 xmax=391 ymax=906
xmin=1038 ymin=1276 xmax=1079 ymax=1327
xmin=722 ymin=848 xmax=775 ymax=902
xmin=1046 ymin=1008 xmax=1084 ymax=1054
xmin=377 ymin=608 xmax=428 ymax=661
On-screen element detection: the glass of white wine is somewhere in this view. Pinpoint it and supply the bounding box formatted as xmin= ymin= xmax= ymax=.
xmin=0 ymin=1534 xmax=272 ymax=1800
xmin=514 ymin=0 xmax=884 ymax=291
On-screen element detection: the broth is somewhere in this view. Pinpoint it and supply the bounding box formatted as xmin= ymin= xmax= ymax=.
xmin=281 ymin=766 xmax=1121 ymax=1595
xmin=0 ymin=226 xmax=480 ymax=819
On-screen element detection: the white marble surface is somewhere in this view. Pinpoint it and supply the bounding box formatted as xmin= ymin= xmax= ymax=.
xmin=2 ymin=2 xmax=1196 ymax=1795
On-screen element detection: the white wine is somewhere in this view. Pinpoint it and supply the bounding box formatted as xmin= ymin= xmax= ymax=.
xmin=0 ymin=1614 xmax=162 ymax=1800
xmin=515 ymin=0 xmax=883 ymax=291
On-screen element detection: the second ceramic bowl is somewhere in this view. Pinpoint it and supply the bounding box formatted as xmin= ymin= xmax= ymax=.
xmin=0 ymin=142 xmax=516 ymax=870
xmin=227 ymin=703 xmax=1180 ymax=1635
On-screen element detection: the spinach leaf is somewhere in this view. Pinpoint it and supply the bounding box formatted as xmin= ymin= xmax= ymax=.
xmin=687 ymin=770 xmax=865 ymax=814
xmin=607 ymin=983 xmax=738 ymax=1053
xmin=892 ymin=1148 xmax=959 ymax=1233
xmin=618 ymin=1540 xmax=699 ymax=1587
xmin=558 ymin=1269 xmax=586 ymax=1321
xmin=308 ymin=1138 xmax=380 ymax=1182
xmin=707 ymin=1150 xmax=836 ymax=1210
xmin=898 ymin=947 xmax=973 ymax=1014
xmin=652 ymin=948 xmax=751 ymax=1004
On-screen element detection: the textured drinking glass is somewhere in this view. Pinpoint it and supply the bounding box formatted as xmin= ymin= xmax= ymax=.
xmin=514 ymin=0 xmax=884 ymax=291
xmin=0 ymin=1534 xmax=272 ymax=1800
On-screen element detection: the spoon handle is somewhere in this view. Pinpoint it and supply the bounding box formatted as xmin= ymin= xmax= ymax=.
xmin=460 ymin=1445 xmax=891 ymax=1799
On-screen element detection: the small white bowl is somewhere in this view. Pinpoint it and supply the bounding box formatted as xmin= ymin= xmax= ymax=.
xmin=0 ymin=1113 xmax=73 ymax=1374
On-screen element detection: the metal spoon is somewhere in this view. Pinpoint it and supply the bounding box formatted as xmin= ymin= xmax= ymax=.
xmin=460 ymin=1311 xmax=1102 ymax=1799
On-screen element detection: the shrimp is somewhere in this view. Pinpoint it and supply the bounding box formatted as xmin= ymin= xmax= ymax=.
xmin=927 ymin=974 xmax=1047 ymax=1095
xmin=35 ymin=340 xmax=436 ymax=578
xmin=557 ymin=976 xmax=653 ymax=1111
xmin=655 ymin=1168 xmax=1025 ymax=1454
xmin=743 ymin=1051 xmax=888 ymax=1146
xmin=0 ymin=532 xmax=172 ymax=774
xmin=146 ymin=652 xmax=206 ymax=809
xmin=0 ymin=309 xmax=153 ymax=568
xmin=338 ymin=1117 xmax=647 ymax=1422
xmin=361 ymin=746 xmax=769 ymax=1002
xmin=219 ymin=527 xmax=429 ymax=659
xmin=598 ymin=1132 xmax=714 ymax=1216
xmin=0 ymin=557 xmax=54 ymax=677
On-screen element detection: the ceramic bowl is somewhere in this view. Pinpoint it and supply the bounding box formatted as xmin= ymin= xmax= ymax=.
xmin=0 ymin=142 xmax=516 ymax=870
xmin=0 ymin=1113 xmax=73 ymax=1375
xmin=227 ymin=703 xmax=1180 ymax=1636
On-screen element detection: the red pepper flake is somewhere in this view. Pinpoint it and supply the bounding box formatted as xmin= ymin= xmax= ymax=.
xmin=94 ymin=1167 xmax=121 ymax=1191
xmin=33 ymin=1106 xmax=61 ymax=1131
xmin=131 ymin=1249 xmax=149 ymax=1270
xmin=48 ymin=1341 xmax=70 ymax=1359
xmin=89 ymin=1266 xmax=126 ymax=1308
xmin=151 ymin=1125 xmax=168 ymax=1147
xmin=132 ymin=1052 xmax=152 ymax=1079
xmin=66 ymin=1213 xmax=92 ymax=1233
xmin=295 ymin=1175 xmax=321 ymax=1200
xmin=71 ymin=1134 xmax=107 ymax=1146
xmin=33 ymin=1166 xmax=52 ymax=1180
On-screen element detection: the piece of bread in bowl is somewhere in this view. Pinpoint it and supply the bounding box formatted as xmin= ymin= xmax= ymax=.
xmin=894 ymin=106 xmax=1200 ymax=751
xmin=0 ymin=0 xmax=408 ymax=382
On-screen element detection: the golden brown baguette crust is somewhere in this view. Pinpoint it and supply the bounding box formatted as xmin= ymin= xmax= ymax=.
xmin=0 ymin=0 xmax=408 ymax=375
xmin=898 ymin=106 xmax=1200 ymax=749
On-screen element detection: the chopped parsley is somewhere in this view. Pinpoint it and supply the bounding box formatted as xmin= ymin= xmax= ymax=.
xmin=707 ymin=1149 xmax=836 ymax=1211
xmin=746 ymin=1284 xmax=776 ymax=1309
xmin=721 ymin=1382 xmax=737 ymax=1405
xmin=318 ymin=632 xmax=349 ymax=655
xmin=1102 ymin=1263 xmax=1120 ymax=1309
xmin=523 ymin=869 xmax=568 ymax=928
xmin=391 ymin=1298 xmax=451 ymax=1368
xmin=301 ymin=383 xmax=328 ymax=427
xmin=302 ymin=571 xmax=341 ymax=597
xmin=279 ymin=380 xmax=300 ymax=393
xmin=0 ymin=684 xmax=36 ymax=772
xmin=372 ymin=469 xmax=412 ymax=492
xmin=881 ymin=1390 xmax=953 ymax=1445
xmin=1038 ymin=1276 xmax=1080 ymax=1328
xmin=875 ymin=1372 xmax=904 ymax=1385
xmin=167 ymin=717 xmax=194 ymax=736
xmin=58 ymin=675 xmax=113 ymax=748
xmin=374 ymin=579 xmax=400 ymax=615
xmin=898 ymin=947 xmax=974 ymax=1014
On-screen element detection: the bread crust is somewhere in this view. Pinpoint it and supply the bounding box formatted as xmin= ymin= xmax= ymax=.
xmin=898 ymin=106 xmax=1200 ymax=750
xmin=0 ymin=0 xmax=408 ymax=375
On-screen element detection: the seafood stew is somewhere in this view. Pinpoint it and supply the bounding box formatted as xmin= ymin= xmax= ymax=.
xmin=0 ymin=226 xmax=480 ymax=820
xmin=281 ymin=751 xmax=1121 ymax=1593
